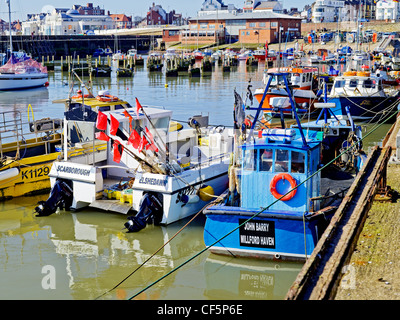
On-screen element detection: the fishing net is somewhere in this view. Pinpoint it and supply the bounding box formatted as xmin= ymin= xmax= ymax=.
xmin=0 ymin=53 xmax=47 ymax=74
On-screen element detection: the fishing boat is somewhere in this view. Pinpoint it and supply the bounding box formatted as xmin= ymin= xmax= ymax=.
xmin=35 ymin=98 xmax=235 ymax=233
xmin=309 ymin=49 xmax=336 ymax=64
xmin=328 ymin=71 xmax=400 ymax=121
xmin=253 ymin=66 xmax=319 ymax=117
xmin=203 ymin=73 xmax=360 ymax=261
xmin=253 ymin=48 xmax=266 ymax=61
xmin=0 ymin=109 xmax=62 ymax=200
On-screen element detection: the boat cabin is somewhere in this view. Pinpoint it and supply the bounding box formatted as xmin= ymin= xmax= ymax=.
xmin=240 ymin=128 xmax=321 ymax=213
xmin=263 ymin=67 xmax=317 ymax=90
xmin=329 ymin=74 xmax=385 ymax=97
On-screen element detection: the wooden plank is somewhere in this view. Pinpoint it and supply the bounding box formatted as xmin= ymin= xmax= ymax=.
xmin=285 ymin=146 xmax=391 ymax=300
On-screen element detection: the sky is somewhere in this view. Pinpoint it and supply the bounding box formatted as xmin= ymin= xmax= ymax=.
xmin=2 ymin=0 xmax=308 ymax=22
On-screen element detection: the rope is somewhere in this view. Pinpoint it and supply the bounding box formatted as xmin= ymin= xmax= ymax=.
xmin=126 ymin=108 xmax=400 ymax=300
xmin=94 ymin=194 xmax=224 ymax=300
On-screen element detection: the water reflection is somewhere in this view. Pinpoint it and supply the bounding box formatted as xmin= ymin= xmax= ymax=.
xmin=204 ymin=255 xmax=303 ymax=300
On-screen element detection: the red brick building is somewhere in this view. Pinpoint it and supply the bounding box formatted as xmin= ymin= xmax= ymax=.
xmin=184 ymin=11 xmax=301 ymax=45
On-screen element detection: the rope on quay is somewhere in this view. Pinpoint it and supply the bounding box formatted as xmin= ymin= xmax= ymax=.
xmin=103 ymin=110 xmax=400 ymax=300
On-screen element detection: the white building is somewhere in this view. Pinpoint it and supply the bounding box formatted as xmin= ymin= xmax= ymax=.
xmin=376 ymin=0 xmax=400 ymax=20
xmin=22 ymin=8 xmax=114 ymax=35
xmin=199 ymin=0 xmax=237 ymax=16
xmin=312 ymin=0 xmax=345 ymax=22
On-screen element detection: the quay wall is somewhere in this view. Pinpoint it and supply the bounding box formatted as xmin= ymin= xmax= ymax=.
xmin=0 ymin=35 xmax=160 ymax=59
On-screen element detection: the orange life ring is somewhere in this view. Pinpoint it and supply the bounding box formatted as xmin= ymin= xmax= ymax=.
xmin=72 ymin=94 xmax=91 ymax=99
xmin=270 ymin=173 xmax=297 ymax=201
xmin=96 ymin=95 xmax=119 ymax=102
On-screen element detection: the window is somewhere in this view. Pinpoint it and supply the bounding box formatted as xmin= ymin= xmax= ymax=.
xmin=363 ymin=78 xmax=375 ymax=89
xmin=275 ymin=150 xmax=288 ymax=172
xmin=291 ymin=151 xmax=305 ymax=173
xmin=249 ymin=22 xmax=256 ymax=27
xmin=334 ymin=80 xmax=346 ymax=88
xmin=271 ymin=22 xmax=278 ymax=27
xmin=243 ymin=149 xmax=257 ymax=171
xmin=259 ymin=23 xmax=266 ymax=27
xmin=260 ymin=149 xmax=273 ymax=171
xmin=349 ymin=79 xmax=358 ymax=88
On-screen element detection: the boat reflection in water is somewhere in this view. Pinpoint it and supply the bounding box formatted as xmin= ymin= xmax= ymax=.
xmin=204 ymin=254 xmax=303 ymax=300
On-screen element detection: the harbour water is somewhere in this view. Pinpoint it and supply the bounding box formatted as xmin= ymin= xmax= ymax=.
xmin=0 ymin=58 xmax=391 ymax=300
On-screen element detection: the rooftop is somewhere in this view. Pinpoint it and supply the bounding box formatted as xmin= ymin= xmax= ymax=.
xmin=191 ymin=10 xmax=302 ymax=21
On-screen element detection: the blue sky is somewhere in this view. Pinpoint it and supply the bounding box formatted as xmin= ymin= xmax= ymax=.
xmin=3 ymin=0 xmax=307 ymax=21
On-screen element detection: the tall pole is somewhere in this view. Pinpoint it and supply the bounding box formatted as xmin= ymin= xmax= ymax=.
xmin=6 ymin=0 xmax=13 ymax=54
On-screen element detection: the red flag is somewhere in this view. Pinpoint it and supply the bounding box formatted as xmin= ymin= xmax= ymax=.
xmin=109 ymin=114 xmax=120 ymax=136
xmin=138 ymin=135 xmax=149 ymax=153
xmin=146 ymin=143 xmax=158 ymax=153
xmin=128 ymin=129 xmax=141 ymax=149
xmin=123 ymin=109 xmax=133 ymax=131
xmin=96 ymin=111 xmax=108 ymax=130
xmin=95 ymin=131 xmax=110 ymax=141
xmin=135 ymin=98 xmax=142 ymax=119
xmin=113 ymin=140 xmax=124 ymax=163
xmin=145 ymin=127 xmax=158 ymax=152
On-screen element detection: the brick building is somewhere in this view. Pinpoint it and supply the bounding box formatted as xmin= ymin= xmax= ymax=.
xmin=184 ymin=10 xmax=301 ymax=45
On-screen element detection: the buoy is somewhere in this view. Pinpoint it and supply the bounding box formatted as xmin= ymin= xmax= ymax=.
xmin=44 ymin=82 xmax=49 ymax=87
xmin=198 ymin=185 xmax=214 ymax=202
xmin=165 ymin=84 xmax=168 ymax=88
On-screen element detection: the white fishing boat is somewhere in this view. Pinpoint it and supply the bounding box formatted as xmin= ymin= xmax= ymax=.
xmin=35 ymin=98 xmax=234 ymax=232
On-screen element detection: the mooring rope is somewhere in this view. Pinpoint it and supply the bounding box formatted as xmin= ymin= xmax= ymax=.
xmin=125 ymin=107 xmax=400 ymax=301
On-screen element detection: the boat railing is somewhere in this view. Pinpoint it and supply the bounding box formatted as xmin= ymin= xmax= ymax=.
xmin=0 ymin=111 xmax=62 ymax=160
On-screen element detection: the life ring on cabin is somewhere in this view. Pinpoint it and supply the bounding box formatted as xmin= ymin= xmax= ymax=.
xmin=96 ymin=95 xmax=119 ymax=102
xmin=270 ymin=173 xmax=297 ymax=201
xmin=71 ymin=94 xmax=92 ymax=99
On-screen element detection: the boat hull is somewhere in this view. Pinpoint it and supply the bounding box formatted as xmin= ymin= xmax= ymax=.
xmin=0 ymin=73 xmax=48 ymax=90
xmin=204 ymin=206 xmax=332 ymax=261
xmin=328 ymin=96 xmax=399 ymax=120
xmin=0 ymin=153 xmax=59 ymax=200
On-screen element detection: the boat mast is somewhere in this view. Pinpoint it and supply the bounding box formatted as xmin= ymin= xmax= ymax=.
xmin=6 ymin=0 xmax=13 ymax=55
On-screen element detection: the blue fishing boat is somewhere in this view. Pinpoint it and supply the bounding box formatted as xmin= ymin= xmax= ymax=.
xmin=328 ymin=72 xmax=400 ymax=121
xmin=203 ymin=72 xmax=359 ymax=261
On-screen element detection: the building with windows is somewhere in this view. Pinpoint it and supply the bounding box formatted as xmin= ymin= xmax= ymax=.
xmin=22 ymin=8 xmax=114 ymax=35
xmin=376 ymin=0 xmax=400 ymax=20
xmin=199 ymin=0 xmax=238 ymax=16
xmin=109 ymin=14 xmax=132 ymax=29
xmin=147 ymin=3 xmax=181 ymax=25
xmin=184 ymin=10 xmax=301 ymax=45
xmin=312 ymin=0 xmax=345 ymax=23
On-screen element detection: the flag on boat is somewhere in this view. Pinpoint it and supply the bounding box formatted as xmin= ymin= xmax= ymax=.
xmin=128 ymin=128 xmax=141 ymax=149
xmin=95 ymin=131 xmax=110 ymax=141
xmin=109 ymin=114 xmax=120 ymax=136
xmin=113 ymin=140 xmax=124 ymax=163
xmin=135 ymin=98 xmax=143 ymax=119
xmin=145 ymin=127 xmax=159 ymax=152
xmin=233 ymin=90 xmax=245 ymax=130
xmin=138 ymin=134 xmax=149 ymax=153
xmin=96 ymin=111 xmax=108 ymax=130
xmin=123 ymin=109 xmax=133 ymax=131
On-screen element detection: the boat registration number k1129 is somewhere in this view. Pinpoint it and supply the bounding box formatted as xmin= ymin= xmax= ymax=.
xmin=21 ymin=166 xmax=50 ymax=180
xmin=239 ymin=218 xmax=275 ymax=249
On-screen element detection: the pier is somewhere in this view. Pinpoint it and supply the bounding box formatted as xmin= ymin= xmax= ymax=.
xmin=0 ymin=34 xmax=158 ymax=59
xmin=285 ymin=116 xmax=400 ymax=300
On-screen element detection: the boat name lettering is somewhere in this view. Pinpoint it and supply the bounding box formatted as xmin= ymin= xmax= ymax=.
xmin=56 ymin=165 xmax=91 ymax=176
xmin=239 ymin=219 xmax=275 ymax=249
xmin=139 ymin=177 xmax=168 ymax=186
